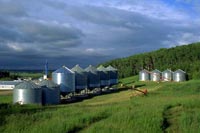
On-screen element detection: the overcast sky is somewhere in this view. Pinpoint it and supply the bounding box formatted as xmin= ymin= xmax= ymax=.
xmin=0 ymin=0 xmax=200 ymax=70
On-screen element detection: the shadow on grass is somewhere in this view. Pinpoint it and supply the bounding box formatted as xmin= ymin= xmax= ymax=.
xmin=67 ymin=113 xmax=110 ymax=133
xmin=0 ymin=103 xmax=61 ymax=128
xmin=61 ymin=87 xmax=133 ymax=104
xmin=161 ymin=104 xmax=183 ymax=132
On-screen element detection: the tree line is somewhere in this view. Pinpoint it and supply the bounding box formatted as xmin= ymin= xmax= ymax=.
xmin=101 ymin=42 xmax=200 ymax=79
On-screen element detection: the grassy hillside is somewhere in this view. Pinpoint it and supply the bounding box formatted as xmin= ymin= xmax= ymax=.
xmin=101 ymin=42 xmax=200 ymax=79
xmin=1 ymin=78 xmax=200 ymax=132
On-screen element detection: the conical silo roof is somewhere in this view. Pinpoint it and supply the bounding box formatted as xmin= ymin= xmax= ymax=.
xmin=39 ymin=80 xmax=58 ymax=88
xmin=53 ymin=66 xmax=74 ymax=74
xmin=174 ymin=69 xmax=186 ymax=73
xmin=106 ymin=65 xmax=117 ymax=71
xmin=15 ymin=81 xmax=40 ymax=89
xmin=97 ymin=65 xmax=108 ymax=71
xmin=71 ymin=64 xmax=85 ymax=73
xmin=85 ymin=65 xmax=98 ymax=73
xmin=140 ymin=69 xmax=149 ymax=73
xmin=163 ymin=69 xmax=173 ymax=73
xmin=152 ymin=69 xmax=161 ymax=73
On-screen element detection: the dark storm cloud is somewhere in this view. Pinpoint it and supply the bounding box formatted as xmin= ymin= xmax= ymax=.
xmin=0 ymin=0 xmax=200 ymax=69
xmin=0 ymin=1 xmax=27 ymax=17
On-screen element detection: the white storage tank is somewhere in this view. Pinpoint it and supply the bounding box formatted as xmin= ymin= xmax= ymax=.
xmin=162 ymin=69 xmax=173 ymax=81
xmin=71 ymin=64 xmax=87 ymax=92
xmin=151 ymin=69 xmax=161 ymax=82
xmin=139 ymin=69 xmax=150 ymax=81
xmin=39 ymin=80 xmax=60 ymax=105
xmin=13 ymin=81 xmax=42 ymax=105
xmin=97 ymin=65 xmax=110 ymax=87
xmin=52 ymin=66 xmax=75 ymax=95
xmin=173 ymin=69 xmax=186 ymax=82
xmin=85 ymin=65 xmax=100 ymax=90
xmin=106 ymin=65 xmax=118 ymax=86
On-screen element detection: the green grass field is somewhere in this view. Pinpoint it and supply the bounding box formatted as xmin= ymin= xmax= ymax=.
xmin=1 ymin=76 xmax=200 ymax=133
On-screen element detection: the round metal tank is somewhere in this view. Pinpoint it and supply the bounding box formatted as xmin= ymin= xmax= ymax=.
xmin=97 ymin=65 xmax=110 ymax=87
xmin=71 ymin=64 xmax=87 ymax=92
xmin=106 ymin=65 xmax=118 ymax=86
xmin=173 ymin=69 xmax=186 ymax=82
xmin=39 ymin=80 xmax=60 ymax=105
xmin=85 ymin=65 xmax=100 ymax=90
xmin=150 ymin=69 xmax=161 ymax=82
xmin=139 ymin=69 xmax=150 ymax=81
xmin=13 ymin=81 xmax=42 ymax=105
xmin=52 ymin=66 xmax=75 ymax=94
xmin=162 ymin=69 xmax=173 ymax=81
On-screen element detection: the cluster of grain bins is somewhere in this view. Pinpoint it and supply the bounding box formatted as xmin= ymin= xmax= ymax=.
xmin=13 ymin=80 xmax=60 ymax=105
xmin=13 ymin=65 xmax=118 ymax=105
xmin=52 ymin=65 xmax=118 ymax=94
xmin=139 ymin=69 xmax=186 ymax=82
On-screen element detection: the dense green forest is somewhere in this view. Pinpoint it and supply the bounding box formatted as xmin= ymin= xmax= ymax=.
xmin=101 ymin=42 xmax=200 ymax=79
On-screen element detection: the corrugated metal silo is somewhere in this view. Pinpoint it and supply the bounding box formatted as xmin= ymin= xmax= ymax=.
xmin=52 ymin=66 xmax=75 ymax=94
xmin=106 ymin=65 xmax=118 ymax=86
xmin=97 ymin=65 xmax=110 ymax=87
xmin=139 ymin=69 xmax=150 ymax=81
xmin=13 ymin=81 xmax=42 ymax=105
xmin=173 ymin=69 xmax=186 ymax=82
xmin=85 ymin=65 xmax=100 ymax=90
xmin=162 ymin=69 xmax=173 ymax=81
xmin=39 ymin=80 xmax=60 ymax=105
xmin=71 ymin=64 xmax=87 ymax=92
xmin=151 ymin=69 xmax=161 ymax=81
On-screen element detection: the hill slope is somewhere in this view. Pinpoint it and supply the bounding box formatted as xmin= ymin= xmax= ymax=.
xmin=102 ymin=42 xmax=200 ymax=79
xmin=1 ymin=78 xmax=200 ymax=132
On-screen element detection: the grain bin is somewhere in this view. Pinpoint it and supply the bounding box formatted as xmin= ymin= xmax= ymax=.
xmin=162 ymin=69 xmax=173 ymax=81
xmin=173 ymin=69 xmax=186 ymax=82
xmin=39 ymin=80 xmax=60 ymax=105
xmin=97 ymin=65 xmax=110 ymax=87
xmin=52 ymin=66 xmax=75 ymax=95
xmin=139 ymin=69 xmax=150 ymax=81
xmin=85 ymin=65 xmax=100 ymax=90
xmin=13 ymin=81 xmax=42 ymax=105
xmin=150 ymin=69 xmax=161 ymax=82
xmin=71 ymin=64 xmax=87 ymax=92
xmin=106 ymin=65 xmax=118 ymax=86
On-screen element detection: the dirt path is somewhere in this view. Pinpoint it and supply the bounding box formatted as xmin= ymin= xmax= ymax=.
xmin=0 ymin=91 xmax=12 ymax=96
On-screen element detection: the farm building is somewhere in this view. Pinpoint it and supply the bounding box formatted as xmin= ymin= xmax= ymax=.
xmin=0 ymin=81 xmax=22 ymax=90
